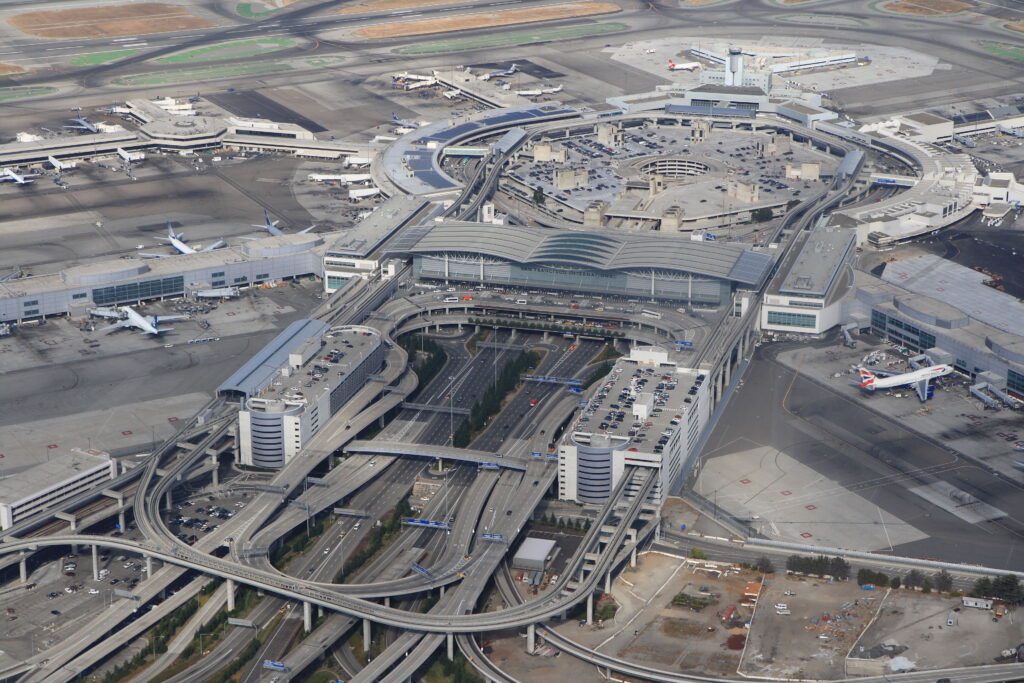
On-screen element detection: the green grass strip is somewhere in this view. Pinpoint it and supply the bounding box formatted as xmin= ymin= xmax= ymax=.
xmin=156 ymin=38 xmax=295 ymax=64
xmin=979 ymin=40 xmax=1024 ymax=63
xmin=69 ymin=49 xmax=139 ymax=66
xmin=235 ymin=2 xmax=281 ymax=18
xmin=393 ymin=21 xmax=628 ymax=55
xmin=111 ymin=61 xmax=293 ymax=86
xmin=0 ymin=85 xmax=57 ymax=101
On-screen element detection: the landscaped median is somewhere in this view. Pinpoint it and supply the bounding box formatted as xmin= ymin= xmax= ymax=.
xmin=69 ymin=49 xmax=139 ymax=66
xmin=392 ymin=22 xmax=628 ymax=54
xmin=111 ymin=61 xmax=293 ymax=86
xmin=154 ymin=38 xmax=296 ymax=64
xmin=354 ymin=1 xmax=621 ymax=39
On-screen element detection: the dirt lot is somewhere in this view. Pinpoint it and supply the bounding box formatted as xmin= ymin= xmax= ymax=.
xmin=8 ymin=3 xmax=213 ymax=39
xmin=742 ymin=574 xmax=884 ymax=680
xmin=882 ymin=0 xmax=969 ymax=15
xmin=353 ymin=2 xmax=620 ymax=39
xmin=0 ymin=63 xmax=24 ymax=74
xmin=852 ymin=594 xmax=1024 ymax=673
xmin=1008 ymin=19 xmax=1024 ymax=32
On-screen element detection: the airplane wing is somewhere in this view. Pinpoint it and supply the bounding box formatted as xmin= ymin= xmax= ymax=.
xmin=138 ymin=252 xmax=171 ymax=259
xmin=201 ymin=239 xmax=225 ymax=251
xmin=149 ymin=314 xmax=187 ymax=323
xmin=298 ymin=225 xmax=317 ymax=234
xmin=99 ymin=321 xmax=130 ymax=332
xmin=914 ymin=379 xmax=931 ymax=402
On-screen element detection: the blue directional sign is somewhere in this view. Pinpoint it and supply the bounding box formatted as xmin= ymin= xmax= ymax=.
xmin=531 ymin=451 xmax=543 ymax=458
xmin=478 ymin=463 xmax=500 ymax=470
xmin=480 ymin=533 xmax=505 ymax=543
xmin=263 ymin=661 xmax=287 ymax=671
xmin=403 ymin=518 xmax=451 ymax=530
xmin=567 ymin=386 xmax=582 ymax=393
xmin=546 ymin=452 xmax=558 ymax=459
xmin=675 ymin=340 xmax=694 ymax=348
xmin=411 ymin=562 xmax=431 ymax=578
xmin=577 ymin=401 xmax=589 ymax=408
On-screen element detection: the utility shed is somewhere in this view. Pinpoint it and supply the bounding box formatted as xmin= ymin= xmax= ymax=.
xmin=962 ymin=596 xmax=993 ymax=610
xmin=512 ymin=537 xmax=557 ymax=572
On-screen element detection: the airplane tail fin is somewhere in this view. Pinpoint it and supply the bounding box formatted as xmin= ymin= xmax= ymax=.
xmin=858 ymin=367 xmax=876 ymax=389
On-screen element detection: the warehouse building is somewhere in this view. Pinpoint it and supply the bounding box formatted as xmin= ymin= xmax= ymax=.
xmin=0 ymin=448 xmax=117 ymax=530
xmin=406 ymin=222 xmax=773 ymax=307
xmin=511 ymin=537 xmax=557 ymax=572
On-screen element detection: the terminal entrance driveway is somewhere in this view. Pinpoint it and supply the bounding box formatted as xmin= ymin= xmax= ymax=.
xmin=697 ymin=341 xmax=1023 ymax=570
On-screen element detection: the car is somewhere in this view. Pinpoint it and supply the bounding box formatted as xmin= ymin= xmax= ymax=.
xmin=110 ymin=579 xmax=120 ymax=585
xmin=88 ymin=589 xmax=100 ymax=595
xmin=323 ymin=547 xmax=331 ymax=554
xmin=47 ymin=592 xmax=59 ymax=599
xmin=774 ymin=603 xmax=788 ymax=610
xmin=50 ymin=610 xmax=60 ymax=616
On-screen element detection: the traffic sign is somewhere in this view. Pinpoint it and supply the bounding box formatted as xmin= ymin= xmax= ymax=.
xmin=263 ymin=660 xmax=287 ymax=671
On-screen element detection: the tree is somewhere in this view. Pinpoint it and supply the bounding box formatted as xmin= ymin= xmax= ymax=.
xmin=932 ymin=569 xmax=953 ymax=593
xmin=921 ymin=579 xmax=933 ymax=594
xmin=751 ymin=207 xmax=774 ymax=223
xmin=755 ymin=555 xmax=775 ymax=574
xmin=889 ymin=576 xmax=902 ymax=589
xmin=972 ymin=577 xmax=993 ymax=598
xmin=688 ymin=548 xmax=707 ymax=560
xmin=904 ymin=569 xmax=925 ymax=590
xmin=532 ymin=186 xmax=546 ymax=206
xmin=828 ymin=557 xmax=851 ymax=581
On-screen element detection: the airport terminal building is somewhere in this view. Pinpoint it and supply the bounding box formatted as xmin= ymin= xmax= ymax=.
xmin=0 ymin=233 xmax=327 ymax=324
xmin=406 ymin=222 xmax=774 ymax=307
xmin=218 ymin=321 xmax=386 ymax=468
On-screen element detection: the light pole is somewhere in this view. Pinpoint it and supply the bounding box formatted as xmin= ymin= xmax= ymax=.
xmin=199 ymin=632 xmax=213 ymax=656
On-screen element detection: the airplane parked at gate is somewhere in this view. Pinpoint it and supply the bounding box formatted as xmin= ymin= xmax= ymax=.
xmin=857 ymin=364 xmax=953 ymax=402
xmin=667 ymin=60 xmax=702 ymax=72
xmin=391 ymin=113 xmax=421 ymax=129
xmin=88 ymin=306 xmax=185 ymax=335
xmin=64 ymin=108 xmax=99 ymax=133
xmin=252 ymin=210 xmax=317 ymax=237
xmin=140 ymin=223 xmax=224 ymax=257
xmin=0 ymin=168 xmax=40 ymax=184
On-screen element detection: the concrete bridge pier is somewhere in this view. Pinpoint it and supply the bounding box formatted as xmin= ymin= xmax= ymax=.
xmin=363 ymin=618 xmax=372 ymax=652
xmin=145 ymin=555 xmax=153 ymax=580
xmin=586 ymin=592 xmax=594 ymax=625
xmin=303 ymin=601 xmax=312 ymax=632
xmin=226 ymin=578 xmax=236 ymax=611
xmin=19 ymin=553 xmax=27 ymax=583
xmin=605 ymin=569 xmax=612 ymax=594
xmin=527 ymin=624 xmax=536 ymax=654
xmin=446 ymin=632 xmax=454 ymax=660
xmin=92 ymin=544 xmax=100 ymax=581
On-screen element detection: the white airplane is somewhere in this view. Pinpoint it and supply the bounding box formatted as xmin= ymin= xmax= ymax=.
xmin=141 ymin=222 xmax=224 ymax=257
xmin=48 ymin=156 xmax=76 ymax=171
xmin=667 ymin=60 xmax=702 ymax=72
xmin=252 ymin=209 xmax=316 ymax=237
xmin=516 ymin=85 xmax=563 ymax=97
xmin=857 ymin=364 xmax=953 ymax=402
xmin=391 ymin=113 xmax=420 ymax=130
xmin=65 ymin=108 xmax=99 ymax=133
xmin=0 ymin=168 xmax=40 ymax=184
xmin=88 ymin=306 xmax=185 ymax=335
xmin=479 ymin=63 xmax=518 ymax=81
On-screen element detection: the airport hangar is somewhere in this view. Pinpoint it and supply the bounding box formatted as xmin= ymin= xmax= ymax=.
xmin=403 ymin=222 xmax=775 ymax=307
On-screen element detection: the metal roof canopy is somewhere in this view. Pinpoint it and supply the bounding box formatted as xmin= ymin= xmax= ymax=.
xmin=407 ymin=222 xmax=774 ymax=287
xmin=216 ymin=319 xmax=329 ymax=399
xmin=345 ymin=440 xmax=525 ymax=470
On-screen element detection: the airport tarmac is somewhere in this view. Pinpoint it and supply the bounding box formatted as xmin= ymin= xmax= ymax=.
xmin=698 ymin=340 xmax=1024 ymax=570
xmin=0 ymin=281 xmax=321 ymax=467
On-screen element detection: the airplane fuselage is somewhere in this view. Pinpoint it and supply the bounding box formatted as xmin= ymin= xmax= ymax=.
xmin=859 ymin=364 xmax=953 ymax=391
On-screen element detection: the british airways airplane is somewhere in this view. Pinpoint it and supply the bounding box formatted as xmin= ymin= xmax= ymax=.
xmin=857 ymin=364 xmax=953 ymax=402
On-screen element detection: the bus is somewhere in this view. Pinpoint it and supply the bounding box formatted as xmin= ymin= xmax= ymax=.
xmin=641 ymin=309 xmax=662 ymax=320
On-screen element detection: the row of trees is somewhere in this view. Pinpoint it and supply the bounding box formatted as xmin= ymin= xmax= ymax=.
xmin=583 ymin=361 xmax=614 ymax=389
xmin=972 ymin=574 xmax=1023 ymax=603
xmin=535 ymin=512 xmax=591 ymax=531
xmin=399 ymin=335 xmax=448 ymax=401
xmin=785 ymin=554 xmax=851 ymax=580
xmin=469 ymin=317 xmax=626 ymax=339
xmin=99 ymin=595 xmax=201 ymax=682
xmin=453 ymin=350 xmax=541 ymax=447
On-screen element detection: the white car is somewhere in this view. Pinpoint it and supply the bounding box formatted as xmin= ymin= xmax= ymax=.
xmin=774 ymin=603 xmax=788 ymax=610
xmin=323 ymin=547 xmax=331 ymax=554
xmin=88 ymin=589 xmax=100 ymax=595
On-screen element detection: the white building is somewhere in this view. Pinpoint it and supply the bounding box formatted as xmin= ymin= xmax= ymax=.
xmin=222 ymin=321 xmax=386 ymax=468
xmin=0 ymin=449 xmax=117 ymax=530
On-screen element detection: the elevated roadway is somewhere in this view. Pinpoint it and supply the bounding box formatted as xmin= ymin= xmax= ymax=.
xmin=345 ymin=439 xmax=527 ymax=470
